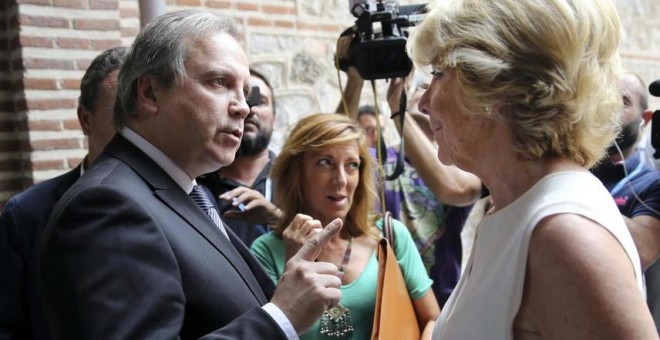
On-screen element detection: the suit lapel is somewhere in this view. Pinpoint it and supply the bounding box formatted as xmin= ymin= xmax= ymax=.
xmin=104 ymin=135 xmax=268 ymax=305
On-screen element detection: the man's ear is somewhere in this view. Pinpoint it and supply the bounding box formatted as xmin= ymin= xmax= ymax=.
xmin=77 ymin=105 xmax=92 ymax=136
xmin=136 ymin=75 xmax=159 ymax=116
xmin=642 ymin=109 xmax=654 ymax=127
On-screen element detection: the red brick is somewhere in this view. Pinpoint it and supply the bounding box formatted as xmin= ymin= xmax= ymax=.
xmin=18 ymin=36 xmax=54 ymax=48
xmin=92 ymin=39 xmax=122 ymax=50
xmin=31 ymin=159 xmax=68 ymax=171
xmin=56 ymin=37 xmax=92 ymax=49
xmin=236 ymin=2 xmax=258 ymax=11
xmin=63 ymin=118 xmax=82 ymax=130
xmin=206 ymin=0 xmax=230 ymax=9
xmin=178 ymin=0 xmax=201 ymax=5
xmin=26 ymin=98 xmax=77 ymax=110
xmin=121 ymin=26 xmax=139 ymax=37
xmin=297 ymin=22 xmax=343 ymax=33
xmin=23 ymin=78 xmax=58 ymax=90
xmin=262 ymin=4 xmax=294 ymax=15
xmin=321 ymin=24 xmax=342 ymax=32
xmin=247 ymin=17 xmax=271 ymax=27
xmin=67 ymin=157 xmax=84 ymax=168
xmin=23 ymin=58 xmax=75 ymax=70
xmin=61 ymin=78 xmax=80 ymax=90
xmin=73 ymin=18 xmax=119 ymax=31
xmin=119 ymin=6 xmax=139 ymax=17
xmin=30 ymin=138 xmax=82 ymax=151
xmin=274 ymin=20 xmax=294 ymax=28
xmin=89 ymin=0 xmax=118 ymax=10
xmin=76 ymin=58 xmax=92 ymax=71
xmin=53 ymin=0 xmax=88 ymax=9
xmin=19 ymin=14 xmax=69 ymax=28
xmin=28 ymin=120 xmax=63 ymax=131
xmin=297 ymin=22 xmax=318 ymax=31
xmin=78 ymin=58 xmax=104 ymax=70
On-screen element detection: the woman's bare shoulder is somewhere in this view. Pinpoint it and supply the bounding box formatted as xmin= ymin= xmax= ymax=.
xmin=516 ymin=213 xmax=656 ymax=339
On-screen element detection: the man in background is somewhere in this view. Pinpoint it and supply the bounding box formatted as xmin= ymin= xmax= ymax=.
xmin=199 ymin=69 xmax=281 ymax=247
xmin=0 ymin=46 xmax=126 ymax=339
xmin=591 ymin=71 xmax=660 ymax=329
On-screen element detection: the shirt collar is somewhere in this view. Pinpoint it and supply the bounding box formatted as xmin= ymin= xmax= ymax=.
xmin=120 ymin=127 xmax=196 ymax=194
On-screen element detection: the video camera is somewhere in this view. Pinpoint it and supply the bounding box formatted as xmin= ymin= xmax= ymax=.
xmin=339 ymin=0 xmax=427 ymax=80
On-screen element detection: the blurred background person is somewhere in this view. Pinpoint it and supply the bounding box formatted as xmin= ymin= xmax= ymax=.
xmin=251 ymin=113 xmax=440 ymax=339
xmin=591 ymin=71 xmax=660 ymax=330
xmin=0 ymin=46 xmax=126 ymax=339
xmin=198 ymin=69 xmax=281 ymax=247
xmin=407 ymin=0 xmax=657 ymax=338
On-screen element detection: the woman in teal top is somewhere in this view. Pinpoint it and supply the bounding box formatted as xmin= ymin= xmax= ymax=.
xmin=251 ymin=113 xmax=439 ymax=339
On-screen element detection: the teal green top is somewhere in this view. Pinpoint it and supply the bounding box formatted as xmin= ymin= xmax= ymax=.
xmin=251 ymin=218 xmax=433 ymax=339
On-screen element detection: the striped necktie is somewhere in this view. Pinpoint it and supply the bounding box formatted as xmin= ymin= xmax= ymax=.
xmin=189 ymin=185 xmax=229 ymax=239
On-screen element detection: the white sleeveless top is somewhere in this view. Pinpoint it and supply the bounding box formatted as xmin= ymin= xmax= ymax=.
xmin=432 ymin=171 xmax=644 ymax=340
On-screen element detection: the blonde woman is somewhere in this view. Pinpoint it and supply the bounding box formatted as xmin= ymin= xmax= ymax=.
xmin=407 ymin=0 xmax=659 ymax=338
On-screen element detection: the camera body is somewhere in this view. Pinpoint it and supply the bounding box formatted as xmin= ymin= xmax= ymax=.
xmin=344 ymin=1 xmax=427 ymax=80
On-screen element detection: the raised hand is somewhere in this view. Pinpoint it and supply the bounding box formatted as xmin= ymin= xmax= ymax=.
xmin=219 ymin=187 xmax=282 ymax=225
xmin=270 ymin=218 xmax=343 ymax=335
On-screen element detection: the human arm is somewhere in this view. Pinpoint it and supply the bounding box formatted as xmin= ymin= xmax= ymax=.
xmin=335 ymin=66 xmax=364 ymax=118
xmin=624 ymin=215 xmax=660 ymax=270
xmin=219 ymin=186 xmax=283 ymax=225
xmin=414 ymin=291 xmax=439 ymax=340
xmin=390 ymin=219 xmax=441 ymax=334
xmin=387 ymin=77 xmax=482 ymax=206
xmin=519 ymin=214 xmax=657 ymax=339
xmin=334 ymin=33 xmax=364 ymax=118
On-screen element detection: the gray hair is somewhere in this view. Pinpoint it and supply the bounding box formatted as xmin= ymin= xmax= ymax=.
xmin=114 ymin=9 xmax=239 ymax=129
xmin=79 ymin=46 xmax=127 ymax=112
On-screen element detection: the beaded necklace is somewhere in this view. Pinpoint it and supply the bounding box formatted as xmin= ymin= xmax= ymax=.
xmin=320 ymin=236 xmax=355 ymax=338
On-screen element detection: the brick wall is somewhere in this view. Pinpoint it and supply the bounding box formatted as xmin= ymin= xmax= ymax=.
xmin=0 ymin=0 xmax=30 ymax=203
xmin=1 ymin=0 xmax=660 ymax=208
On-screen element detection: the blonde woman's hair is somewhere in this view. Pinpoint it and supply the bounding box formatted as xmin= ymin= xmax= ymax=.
xmin=408 ymin=0 xmax=624 ymax=167
xmin=271 ymin=113 xmax=379 ymax=237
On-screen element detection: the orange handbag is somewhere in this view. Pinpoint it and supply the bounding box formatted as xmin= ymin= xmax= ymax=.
xmin=371 ymin=212 xmax=420 ymax=340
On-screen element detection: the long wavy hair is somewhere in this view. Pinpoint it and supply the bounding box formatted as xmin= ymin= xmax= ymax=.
xmin=271 ymin=113 xmax=379 ymax=238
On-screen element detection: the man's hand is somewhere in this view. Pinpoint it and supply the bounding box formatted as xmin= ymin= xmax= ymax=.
xmin=219 ymin=187 xmax=282 ymax=225
xmin=270 ymin=218 xmax=343 ymax=334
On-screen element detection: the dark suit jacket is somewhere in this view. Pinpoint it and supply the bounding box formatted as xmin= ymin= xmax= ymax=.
xmin=38 ymin=135 xmax=282 ymax=340
xmin=0 ymin=166 xmax=80 ymax=340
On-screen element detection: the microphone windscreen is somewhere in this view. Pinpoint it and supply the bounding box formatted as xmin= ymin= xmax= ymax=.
xmin=650 ymin=79 xmax=660 ymax=97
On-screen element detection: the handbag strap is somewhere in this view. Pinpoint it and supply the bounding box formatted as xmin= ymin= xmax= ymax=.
xmin=383 ymin=211 xmax=395 ymax=247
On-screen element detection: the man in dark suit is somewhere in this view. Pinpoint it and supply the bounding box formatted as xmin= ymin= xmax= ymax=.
xmin=0 ymin=46 xmax=126 ymax=339
xmin=38 ymin=10 xmax=342 ymax=339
